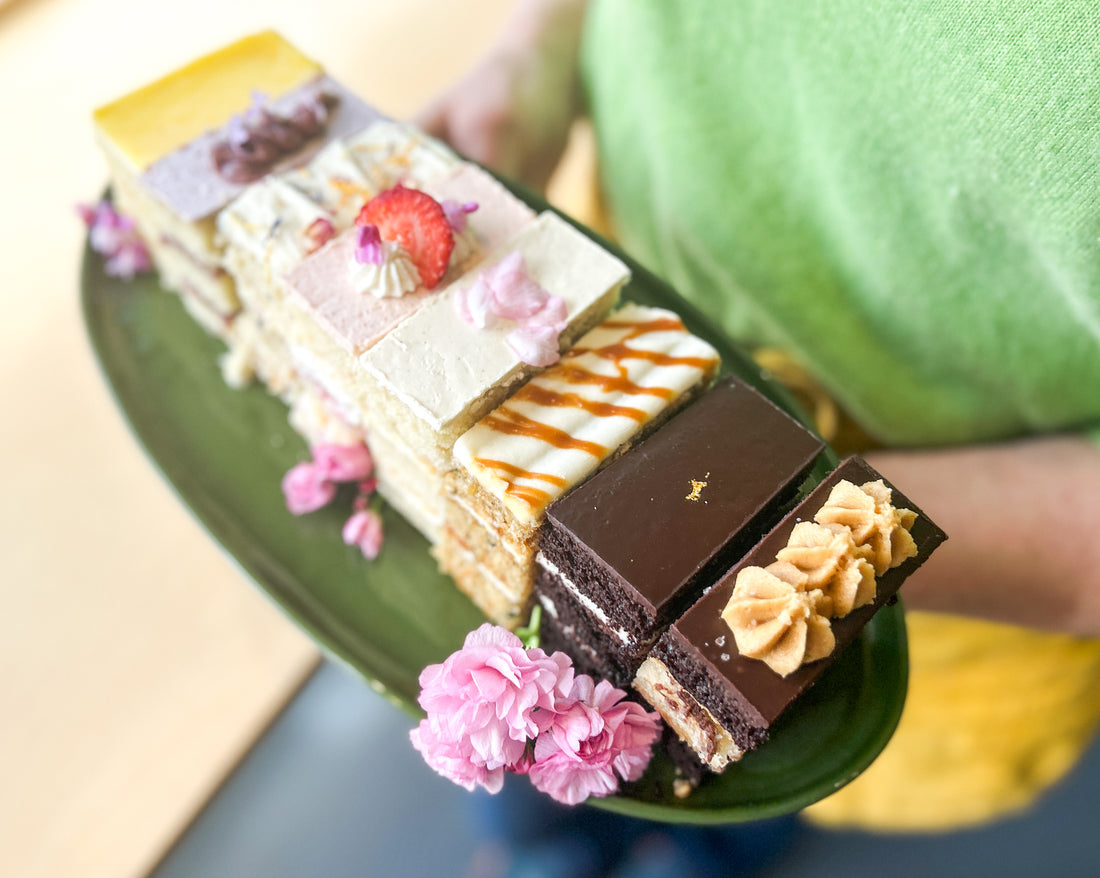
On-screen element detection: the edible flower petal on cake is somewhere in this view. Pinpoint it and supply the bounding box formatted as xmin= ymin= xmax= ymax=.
xmin=349 ymin=223 xmax=420 ymax=298
xmin=455 ymin=251 xmax=570 ymax=366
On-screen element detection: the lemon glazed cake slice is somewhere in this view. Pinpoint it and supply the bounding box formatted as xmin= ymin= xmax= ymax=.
xmin=93 ymin=30 xmax=382 ymax=335
xmin=438 ymin=302 xmax=722 ymax=626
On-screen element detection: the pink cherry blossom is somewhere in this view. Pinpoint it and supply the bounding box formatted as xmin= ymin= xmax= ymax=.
xmin=527 ymin=676 xmax=661 ymax=806
xmin=506 ymin=324 xmax=561 ymax=367
xmin=312 ymin=442 xmax=374 ymax=483
xmin=414 ymin=624 xmax=575 ymax=780
xmin=410 ymin=717 xmax=508 ymax=793
xmin=77 ymin=200 xmax=151 ymax=279
xmin=281 ymin=461 xmax=336 ymax=514
xmin=342 ymin=508 xmax=384 ymax=560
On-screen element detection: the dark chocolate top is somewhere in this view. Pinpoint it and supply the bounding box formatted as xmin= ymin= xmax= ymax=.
xmin=545 ymin=375 xmax=824 ymax=621
xmin=665 ymin=456 xmax=947 ymax=728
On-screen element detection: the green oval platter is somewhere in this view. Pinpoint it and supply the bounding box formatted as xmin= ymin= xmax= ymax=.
xmin=81 ymin=200 xmax=907 ymax=825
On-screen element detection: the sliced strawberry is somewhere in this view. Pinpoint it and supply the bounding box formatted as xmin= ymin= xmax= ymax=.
xmin=356 ymin=185 xmax=455 ymax=289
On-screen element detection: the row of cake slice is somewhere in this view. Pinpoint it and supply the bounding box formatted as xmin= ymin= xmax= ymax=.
xmin=92 ymin=33 xmax=947 ymax=781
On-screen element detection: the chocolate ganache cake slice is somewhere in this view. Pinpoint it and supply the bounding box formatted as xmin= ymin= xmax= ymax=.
xmin=635 ymin=456 xmax=947 ymax=775
xmin=535 ymin=374 xmax=825 ymax=686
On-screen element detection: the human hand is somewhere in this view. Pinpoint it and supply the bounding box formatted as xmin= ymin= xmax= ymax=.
xmin=416 ymin=0 xmax=587 ymax=192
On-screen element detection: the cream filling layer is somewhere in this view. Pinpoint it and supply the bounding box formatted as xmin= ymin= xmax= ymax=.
xmin=535 ymin=551 xmax=631 ymax=647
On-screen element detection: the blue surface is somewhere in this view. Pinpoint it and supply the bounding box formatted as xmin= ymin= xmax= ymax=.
xmin=151 ymin=661 xmax=1100 ymax=878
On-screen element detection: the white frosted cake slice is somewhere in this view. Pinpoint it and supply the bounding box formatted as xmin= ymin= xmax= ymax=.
xmin=360 ymin=211 xmax=629 ymax=467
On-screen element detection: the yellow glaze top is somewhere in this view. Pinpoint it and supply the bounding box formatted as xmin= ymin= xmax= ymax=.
xmin=93 ymin=31 xmax=321 ymax=170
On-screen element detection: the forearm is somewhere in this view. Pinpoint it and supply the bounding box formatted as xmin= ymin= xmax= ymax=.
xmin=416 ymin=0 xmax=588 ymax=189
xmin=867 ymin=435 xmax=1100 ymax=636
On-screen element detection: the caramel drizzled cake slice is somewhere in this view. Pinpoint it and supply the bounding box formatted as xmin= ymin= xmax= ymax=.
xmin=93 ymin=31 xmax=383 ymax=335
xmin=438 ymin=303 xmax=721 ymax=626
xmin=534 ymin=375 xmax=826 ymax=685
xmin=634 ymin=456 xmax=946 ymax=775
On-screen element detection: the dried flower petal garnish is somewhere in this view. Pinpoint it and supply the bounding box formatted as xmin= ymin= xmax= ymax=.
xmin=211 ymin=88 xmax=338 ymax=184
xmin=304 ymin=217 xmax=336 ymax=255
xmin=441 ymin=199 xmax=478 ymax=233
xmin=455 ymin=252 xmax=567 ymax=365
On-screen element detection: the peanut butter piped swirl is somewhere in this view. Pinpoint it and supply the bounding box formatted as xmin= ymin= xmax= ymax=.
xmin=721 ymin=477 xmax=920 ymax=676
xmin=776 ymin=521 xmax=876 ymax=617
xmin=813 ymin=479 xmax=918 ymax=576
xmin=721 ymin=562 xmax=835 ymax=678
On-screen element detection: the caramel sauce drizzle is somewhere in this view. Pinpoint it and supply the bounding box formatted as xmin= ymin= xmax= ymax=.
xmin=473 ymin=314 xmax=719 ymax=508
xmin=481 ymin=410 xmax=607 ymax=457
xmin=474 ymin=458 xmax=568 ymax=508
xmin=511 ymin=384 xmax=649 ymax=422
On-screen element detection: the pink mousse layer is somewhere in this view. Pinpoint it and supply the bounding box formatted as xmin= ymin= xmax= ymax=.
xmin=285 ymin=232 xmax=433 ymax=356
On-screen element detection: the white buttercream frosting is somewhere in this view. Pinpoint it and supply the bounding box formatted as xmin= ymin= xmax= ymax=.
xmin=349 ymin=240 xmax=420 ymax=298
xmin=218 ymin=177 xmax=332 ymax=277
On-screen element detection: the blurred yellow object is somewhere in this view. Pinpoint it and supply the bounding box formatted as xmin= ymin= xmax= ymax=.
xmin=805 ymin=612 xmax=1100 ymax=830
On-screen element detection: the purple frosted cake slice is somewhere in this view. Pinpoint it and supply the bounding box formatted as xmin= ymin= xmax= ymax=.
xmin=634 ymin=455 xmax=946 ymax=774
xmin=535 ymin=375 xmax=825 ymax=685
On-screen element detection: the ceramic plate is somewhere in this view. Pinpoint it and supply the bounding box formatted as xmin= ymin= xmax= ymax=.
xmin=81 ymin=207 xmax=906 ymax=824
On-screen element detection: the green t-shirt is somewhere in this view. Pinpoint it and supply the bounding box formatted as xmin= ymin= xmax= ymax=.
xmin=582 ymin=0 xmax=1100 ymax=447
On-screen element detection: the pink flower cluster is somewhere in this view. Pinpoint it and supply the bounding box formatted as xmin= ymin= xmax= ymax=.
xmin=410 ymin=624 xmax=662 ymax=805
xmin=281 ymin=442 xmax=383 ymax=559
xmin=455 ymin=251 xmax=568 ymax=367
xmin=77 ymin=201 xmax=152 ymax=279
